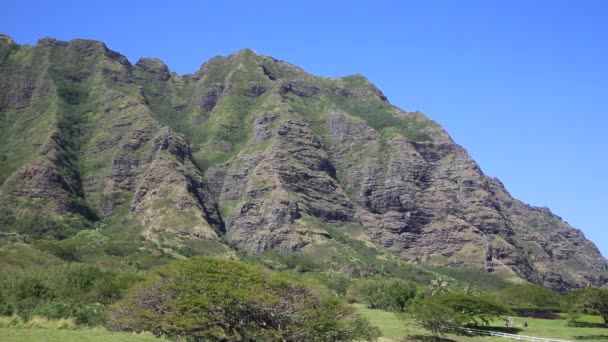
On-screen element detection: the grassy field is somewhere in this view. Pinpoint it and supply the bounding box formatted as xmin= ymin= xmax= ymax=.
xmin=0 ymin=328 xmax=164 ymax=342
xmin=488 ymin=314 xmax=608 ymax=341
xmin=1 ymin=310 xmax=606 ymax=342
xmin=355 ymin=304 xmax=608 ymax=341
xmin=355 ymin=304 xmax=502 ymax=341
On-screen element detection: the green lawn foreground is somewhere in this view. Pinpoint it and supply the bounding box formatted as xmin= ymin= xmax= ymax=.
xmin=1 ymin=310 xmax=606 ymax=342
xmin=0 ymin=327 xmax=165 ymax=342
xmin=355 ymin=304 xmax=608 ymax=342
xmin=488 ymin=315 xmax=608 ymax=342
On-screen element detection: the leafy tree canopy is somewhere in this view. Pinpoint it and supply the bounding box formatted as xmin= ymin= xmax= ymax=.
xmin=496 ymin=284 xmax=562 ymax=308
xmin=107 ymin=257 xmax=380 ymax=341
xmin=350 ymin=278 xmax=418 ymax=312
xmin=567 ymin=288 xmax=608 ymax=327
xmin=436 ymin=293 xmax=514 ymax=326
xmin=406 ymin=292 xmax=513 ymax=336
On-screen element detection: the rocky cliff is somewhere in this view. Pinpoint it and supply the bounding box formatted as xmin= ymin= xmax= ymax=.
xmin=0 ymin=35 xmax=606 ymax=290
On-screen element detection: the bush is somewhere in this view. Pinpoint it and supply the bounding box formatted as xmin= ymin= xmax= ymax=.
xmin=351 ymin=278 xmax=418 ymax=312
xmin=36 ymin=240 xmax=81 ymax=262
xmin=0 ymin=285 xmax=13 ymax=316
xmin=259 ymin=250 xmax=321 ymax=272
xmin=0 ymin=263 xmax=142 ymax=325
xmin=22 ymin=316 xmax=52 ymax=329
xmin=107 ymin=257 xmax=380 ymax=341
xmin=0 ymin=314 xmax=23 ymax=328
xmin=496 ymin=284 xmax=562 ymax=308
xmin=103 ymin=241 xmax=138 ymax=257
xmin=31 ymin=303 xmax=103 ymax=326
xmin=0 ymin=315 xmax=77 ymax=330
xmin=54 ymin=317 xmax=77 ymax=330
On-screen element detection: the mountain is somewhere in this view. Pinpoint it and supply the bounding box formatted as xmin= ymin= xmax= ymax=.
xmin=0 ymin=35 xmax=606 ymax=291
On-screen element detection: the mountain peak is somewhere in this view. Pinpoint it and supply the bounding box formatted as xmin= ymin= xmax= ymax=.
xmin=232 ymin=47 xmax=258 ymax=57
xmin=0 ymin=34 xmax=14 ymax=44
xmin=135 ymin=58 xmax=171 ymax=81
xmin=36 ymin=37 xmax=108 ymax=51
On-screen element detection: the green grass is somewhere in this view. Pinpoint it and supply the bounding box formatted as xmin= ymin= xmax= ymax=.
xmin=0 ymin=242 xmax=62 ymax=272
xmin=296 ymin=215 xmax=441 ymax=283
xmin=319 ymin=76 xmax=434 ymax=142
xmin=0 ymin=327 xmax=164 ymax=342
xmin=218 ymin=200 xmax=240 ymax=220
xmin=355 ymin=304 xmax=410 ymax=339
xmin=5 ymin=311 xmax=605 ymax=342
xmin=488 ymin=314 xmax=608 ymax=341
xmin=355 ymin=304 xmax=608 ymax=342
xmin=355 ymin=304 xmax=500 ymax=341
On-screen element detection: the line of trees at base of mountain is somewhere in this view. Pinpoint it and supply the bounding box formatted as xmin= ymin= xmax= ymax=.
xmin=349 ymin=278 xmax=608 ymax=337
xmin=1 ymin=253 xmax=608 ymax=341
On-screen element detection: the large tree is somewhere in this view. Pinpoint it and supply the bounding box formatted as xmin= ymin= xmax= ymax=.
xmin=496 ymin=284 xmax=562 ymax=308
xmin=406 ymin=293 xmax=513 ymax=336
xmin=568 ymin=288 xmax=608 ymax=326
xmin=106 ymin=257 xmax=380 ymax=341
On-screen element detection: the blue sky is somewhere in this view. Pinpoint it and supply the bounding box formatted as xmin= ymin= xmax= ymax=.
xmin=3 ymin=1 xmax=608 ymax=256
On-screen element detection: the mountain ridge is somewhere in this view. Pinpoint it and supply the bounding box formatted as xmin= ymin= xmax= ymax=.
xmin=0 ymin=35 xmax=606 ymax=291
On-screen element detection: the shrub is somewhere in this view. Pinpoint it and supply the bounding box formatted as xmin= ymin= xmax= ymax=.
xmin=0 ymin=314 xmax=23 ymax=328
xmin=103 ymin=241 xmax=137 ymax=257
xmin=107 ymin=257 xmax=380 ymax=341
xmin=496 ymin=284 xmax=562 ymax=308
xmin=54 ymin=317 xmax=77 ymax=330
xmin=0 ymin=315 xmax=76 ymax=330
xmin=0 ymin=263 xmax=142 ymax=325
xmin=351 ymin=278 xmax=418 ymax=312
xmin=31 ymin=303 xmax=103 ymax=326
xmin=23 ymin=316 xmax=51 ymax=329
xmin=256 ymin=250 xmax=320 ymax=272
xmin=36 ymin=240 xmax=80 ymax=262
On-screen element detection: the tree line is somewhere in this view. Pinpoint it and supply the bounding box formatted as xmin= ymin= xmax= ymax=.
xmin=1 ymin=255 xmax=607 ymax=341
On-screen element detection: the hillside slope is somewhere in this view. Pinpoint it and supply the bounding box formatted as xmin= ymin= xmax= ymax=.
xmin=0 ymin=35 xmax=605 ymax=290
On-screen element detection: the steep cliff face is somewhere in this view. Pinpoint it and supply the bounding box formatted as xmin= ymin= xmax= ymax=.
xmin=0 ymin=36 xmax=223 ymax=254
xmin=0 ymin=36 xmax=605 ymax=289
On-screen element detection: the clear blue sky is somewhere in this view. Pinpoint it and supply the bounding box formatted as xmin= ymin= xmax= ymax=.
xmin=4 ymin=1 xmax=608 ymax=256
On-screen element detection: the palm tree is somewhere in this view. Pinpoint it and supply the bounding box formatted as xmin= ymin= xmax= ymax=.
xmin=429 ymin=277 xmax=450 ymax=296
